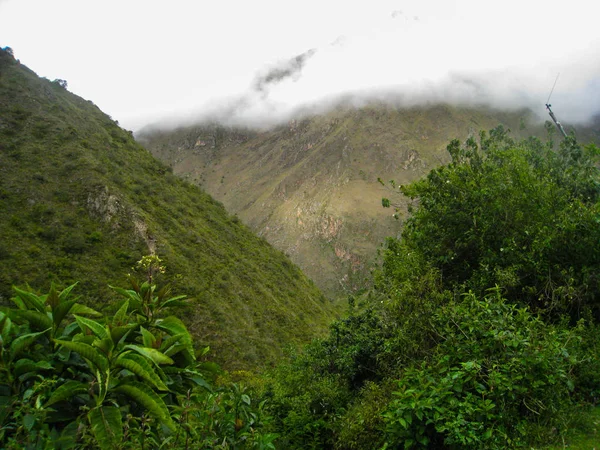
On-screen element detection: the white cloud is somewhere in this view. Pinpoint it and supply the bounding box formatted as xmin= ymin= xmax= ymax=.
xmin=1 ymin=0 xmax=599 ymax=130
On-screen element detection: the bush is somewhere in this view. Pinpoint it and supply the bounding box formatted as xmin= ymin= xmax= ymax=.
xmin=0 ymin=258 xmax=275 ymax=449
xmin=383 ymin=290 xmax=582 ymax=449
xmin=385 ymin=130 xmax=600 ymax=319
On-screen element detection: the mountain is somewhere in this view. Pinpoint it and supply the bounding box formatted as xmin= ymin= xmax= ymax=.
xmin=0 ymin=48 xmax=339 ymax=370
xmin=139 ymin=104 xmax=567 ymax=297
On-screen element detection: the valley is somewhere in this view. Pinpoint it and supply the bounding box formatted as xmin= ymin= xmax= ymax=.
xmin=140 ymin=104 xmax=544 ymax=296
xmin=2 ymin=44 xmax=600 ymax=448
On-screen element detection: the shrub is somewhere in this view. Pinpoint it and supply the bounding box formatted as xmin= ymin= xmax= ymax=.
xmin=383 ymin=130 xmax=600 ymax=319
xmin=0 ymin=257 xmax=275 ymax=449
xmin=383 ymin=290 xmax=582 ymax=449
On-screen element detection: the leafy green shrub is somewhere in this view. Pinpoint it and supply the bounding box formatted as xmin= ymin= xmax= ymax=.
xmin=265 ymin=346 xmax=352 ymax=449
xmin=168 ymin=382 xmax=276 ymax=449
xmin=335 ymin=380 xmax=393 ymax=450
xmin=383 ymin=290 xmax=582 ymax=449
xmin=571 ymin=322 xmax=600 ymax=404
xmin=383 ymin=130 xmax=600 ymax=319
xmin=0 ymin=256 xmax=275 ymax=449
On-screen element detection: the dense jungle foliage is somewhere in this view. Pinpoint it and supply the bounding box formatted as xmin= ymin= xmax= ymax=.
xmin=261 ymin=129 xmax=600 ymax=448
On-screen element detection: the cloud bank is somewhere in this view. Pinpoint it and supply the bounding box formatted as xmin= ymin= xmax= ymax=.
xmin=144 ymin=0 xmax=600 ymax=130
xmin=1 ymin=0 xmax=599 ymax=130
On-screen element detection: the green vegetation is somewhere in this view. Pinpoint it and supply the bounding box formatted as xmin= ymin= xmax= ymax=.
xmin=391 ymin=129 xmax=600 ymax=319
xmin=260 ymin=129 xmax=600 ymax=448
xmin=0 ymin=256 xmax=275 ymax=449
xmin=2 ymin=44 xmax=600 ymax=448
xmin=0 ymin=47 xmax=338 ymax=370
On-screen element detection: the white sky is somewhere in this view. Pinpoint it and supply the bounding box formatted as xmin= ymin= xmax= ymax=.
xmin=1 ymin=0 xmax=599 ymax=130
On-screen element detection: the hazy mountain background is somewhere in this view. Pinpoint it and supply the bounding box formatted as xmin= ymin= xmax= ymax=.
xmin=139 ymin=105 xmax=600 ymax=297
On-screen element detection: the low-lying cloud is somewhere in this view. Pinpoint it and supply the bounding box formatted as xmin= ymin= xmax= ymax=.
xmin=146 ymin=0 xmax=600 ymax=131
xmin=5 ymin=0 xmax=595 ymax=131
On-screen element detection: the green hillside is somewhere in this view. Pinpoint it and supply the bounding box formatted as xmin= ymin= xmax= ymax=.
xmin=0 ymin=48 xmax=338 ymax=370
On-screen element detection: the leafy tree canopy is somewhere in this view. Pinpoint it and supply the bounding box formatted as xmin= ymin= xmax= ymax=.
xmin=382 ymin=128 xmax=600 ymax=319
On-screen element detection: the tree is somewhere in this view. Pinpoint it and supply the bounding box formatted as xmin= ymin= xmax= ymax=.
xmin=52 ymin=79 xmax=68 ymax=89
xmin=382 ymin=127 xmax=600 ymax=319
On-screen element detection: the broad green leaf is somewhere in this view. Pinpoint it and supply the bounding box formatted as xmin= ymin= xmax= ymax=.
xmin=124 ymin=345 xmax=174 ymax=365
xmin=140 ymin=326 xmax=156 ymax=348
xmin=61 ymin=321 xmax=81 ymax=338
xmin=112 ymin=300 xmax=129 ymax=327
xmin=73 ymin=333 xmax=95 ymax=345
xmin=155 ymin=316 xmax=189 ymax=336
xmin=110 ymin=324 xmax=136 ymax=345
xmin=161 ymin=333 xmax=187 ymax=353
xmin=45 ymin=380 xmax=88 ymax=406
xmin=128 ymin=277 xmax=140 ymax=293
xmin=13 ymin=358 xmax=53 ymax=378
xmin=10 ymin=329 xmax=49 ymax=361
xmin=110 ymin=286 xmax=143 ymax=308
xmin=9 ymin=309 xmax=52 ymax=332
xmin=115 ymin=352 xmax=168 ymax=391
xmin=161 ymin=295 xmax=187 ymax=309
xmin=155 ymin=316 xmax=194 ymax=361
xmin=196 ymin=346 xmax=210 ymax=358
xmin=23 ymin=413 xmax=36 ymax=431
xmin=69 ymin=304 xmax=101 ymax=317
xmin=54 ymin=339 xmax=109 ymax=373
xmin=88 ymin=406 xmax=123 ymax=450
xmin=163 ymin=343 xmax=188 ymax=358
xmin=114 ymin=381 xmax=174 ymax=430
xmin=12 ymin=287 xmax=46 ymax=313
xmin=74 ymin=315 xmax=108 ymax=340
xmin=10 ymin=295 xmax=26 ymax=310
xmin=189 ymin=374 xmax=213 ymax=392
xmin=52 ymin=298 xmax=78 ymax=329
xmin=58 ymin=282 xmax=79 ymax=302
xmin=96 ymin=366 xmax=111 ymax=403
xmin=0 ymin=314 xmax=12 ymax=341
xmin=94 ymin=336 xmax=114 ymax=357
xmin=45 ymin=284 xmax=59 ymax=309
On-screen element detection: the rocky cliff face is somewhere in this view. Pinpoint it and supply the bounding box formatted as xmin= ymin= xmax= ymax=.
xmin=139 ymin=104 xmax=544 ymax=296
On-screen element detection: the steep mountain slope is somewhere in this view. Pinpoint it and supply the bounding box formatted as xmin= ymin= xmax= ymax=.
xmin=0 ymin=48 xmax=338 ymax=370
xmin=140 ymin=104 xmax=548 ymax=296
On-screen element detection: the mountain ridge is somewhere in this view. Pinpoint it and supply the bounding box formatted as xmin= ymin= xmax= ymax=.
xmin=140 ymin=103 xmax=565 ymax=296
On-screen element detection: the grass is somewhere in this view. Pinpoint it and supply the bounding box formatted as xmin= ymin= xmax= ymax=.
xmin=542 ymin=407 xmax=600 ymax=449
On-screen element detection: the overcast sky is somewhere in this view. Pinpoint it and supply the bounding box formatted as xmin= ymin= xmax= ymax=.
xmin=1 ymin=0 xmax=599 ymax=130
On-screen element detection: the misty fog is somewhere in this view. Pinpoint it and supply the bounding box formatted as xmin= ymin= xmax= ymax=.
xmin=1 ymin=0 xmax=598 ymax=130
